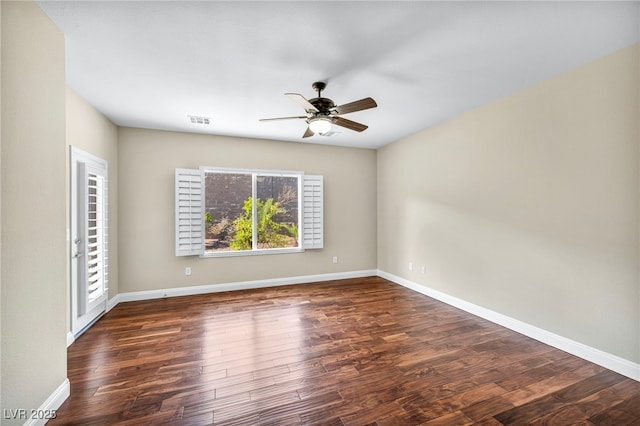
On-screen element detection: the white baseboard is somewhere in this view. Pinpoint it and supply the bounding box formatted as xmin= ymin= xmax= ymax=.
xmin=23 ymin=379 xmax=70 ymax=426
xmin=107 ymin=293 xmax=121 ymax=312
xmin=377 ymin=270 xmax=640 ymax=382
xmin=114 ymin=270 xmax=378 ymax=304
xmin=84 ymin=268 xmax=640 ymax=382
xmin=66 ymin=332 xmax=74 ymax=348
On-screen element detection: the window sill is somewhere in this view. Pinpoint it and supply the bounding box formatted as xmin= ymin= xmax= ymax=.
xmin=199 ymin=247 xmax=304 ymax=258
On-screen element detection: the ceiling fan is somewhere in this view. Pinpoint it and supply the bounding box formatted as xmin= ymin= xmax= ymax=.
xmin=259 ymin=82 xmax=377 ymax=138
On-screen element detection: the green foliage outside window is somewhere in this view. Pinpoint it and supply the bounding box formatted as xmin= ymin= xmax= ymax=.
xmin=230 ymin=197 xmax=292 ymax=250
xmin=205 ymin=211 xmax=214 ymax=226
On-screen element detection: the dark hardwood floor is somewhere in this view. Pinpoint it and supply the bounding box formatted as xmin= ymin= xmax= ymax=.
xmin=51 ymin=276 xmax=640 ymax=425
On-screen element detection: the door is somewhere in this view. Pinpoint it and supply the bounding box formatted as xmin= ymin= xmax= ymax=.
xmin=70 ymin=147 xmax=109 ymax=337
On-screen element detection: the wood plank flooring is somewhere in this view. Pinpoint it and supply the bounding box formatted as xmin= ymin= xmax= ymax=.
xmin=51 ymin=276 xmax=640 ymax=425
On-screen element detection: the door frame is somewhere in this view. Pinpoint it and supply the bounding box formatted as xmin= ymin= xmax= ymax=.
xmin=70 ymin=146 xmax=109 ymax=337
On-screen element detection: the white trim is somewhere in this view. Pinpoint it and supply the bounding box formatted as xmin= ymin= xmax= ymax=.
xmin=107 ymin=293 xmax=121 ymax=312
xmin=199 ymin=246 xmax=304 ymax=259
xmin=70 ymin=146 xmax=107 ymax=170
xmin=377 ymin=270 xmax=640 ymax=382
xmin=66 ymin=332 xmax=74 ymax=348
xmin=115 ymin=270 xmax=377 ymax=304
xmin=199 ymin=165 xmax=304 ymax=176
xmin=70 ymin=147 xmax=109 ymax=337
xmin=23 ymin=379 xmax=70 ymax=426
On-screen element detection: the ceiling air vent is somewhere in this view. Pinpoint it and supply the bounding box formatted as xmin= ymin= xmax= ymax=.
xmin=188 ymin=115 xmax=210 ymax=125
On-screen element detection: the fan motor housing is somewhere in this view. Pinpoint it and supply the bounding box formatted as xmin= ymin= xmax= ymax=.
xmin=309 ymin=97 xmax=336 ymax=113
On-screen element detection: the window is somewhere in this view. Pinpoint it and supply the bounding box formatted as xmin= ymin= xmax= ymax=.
xmin=176 ymin=167 xmax=322 ymax=257
xmin=203 ymin=169 xmax=300 ymax=254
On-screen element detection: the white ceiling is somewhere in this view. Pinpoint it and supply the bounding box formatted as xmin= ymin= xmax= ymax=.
xmin=38 ymin=1 xmax=639 ymax=149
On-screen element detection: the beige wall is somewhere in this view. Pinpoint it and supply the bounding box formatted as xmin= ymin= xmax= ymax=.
xmin=1 ymin=0 xmax=4 ymax=408
xmin=1 ymin=1 xmax=67 ymax=421
xmin=378 ymin=44 xmax=640 ymax=363
xmin=0 ymin=0 xmax=4 ymax=409
xmin=66 ymin=87 xmax=119 ymax=300
xmin=118 ymin=128 xmax=377 ymax=292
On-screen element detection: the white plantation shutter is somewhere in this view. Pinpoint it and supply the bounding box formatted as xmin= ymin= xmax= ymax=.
xmin=86 ymin=170 xmax=108 ymax=309
xmin=302 ymin=175 xmax=323 ymax=249
xmin=175 ymin=168 xmax=204 ymax=256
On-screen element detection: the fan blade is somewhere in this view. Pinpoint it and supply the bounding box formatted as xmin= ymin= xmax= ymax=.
xmin=333 ymin=97 xmax=377 ymax=115
xmin=332 ymin=116 xmax=368 ymax=132
xmin=302 ymin=127 xmax=314 ymax=138
xmin=259 ymin=116 xmax=307 ymax=122
xmin=286 ymin=93 xmax=319 ymax=112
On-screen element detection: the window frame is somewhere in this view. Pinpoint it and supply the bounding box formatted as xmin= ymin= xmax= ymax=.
xmin=199 ymin=166 xmax=304 ymax=258
xmin=175 ymin=167 xmax=323 ymax=258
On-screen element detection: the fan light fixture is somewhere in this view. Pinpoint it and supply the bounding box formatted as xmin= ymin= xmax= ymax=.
xmin=259 ymin=81 xmax=377 ymax=138
xmin=308 ymin=117 xmax=332 ymax=135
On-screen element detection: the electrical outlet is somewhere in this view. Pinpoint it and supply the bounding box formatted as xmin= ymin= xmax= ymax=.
xmin=408 ymin=262 xmax=413 ymax=271
xmin=332 ymin=256 xmax=338 ymax=264
xmin=185 ymin=267 xmax=192 ymax=276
